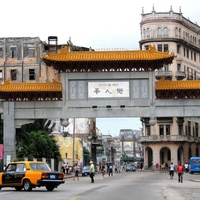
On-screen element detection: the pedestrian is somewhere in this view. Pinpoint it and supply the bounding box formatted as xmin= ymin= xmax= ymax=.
xmin=109 ymin=164 xmax=113 ymax=176
xmin=177 ymin=162 xmax=184 ymax=183
xmin=118 ymin=163 xmax=121 ymax=173
xmin=140 ymin=162 xmax=143 ymax=170
xmin=165 ymin=163 xmax=168 ymax=172
xmin=169 ymin=162 xmax=175 ymax=179
xmin=89 ymin=161 xmax=95 ymax=183
xmin=161 ymin=163 xmax=165 ymax=173
xmin=73 ymin=163 xmax=79 ymax=181
xmin=101 ymin=163 xmax=105 ymax=178
xmin=79 ymin=162 xmax=83 ymax=173
xmin=155 ymin=163 xmax=159 ymax=171
xmin=65 ymin=162 xmax=69 ymax=174
xmin=61 ymin=162 xmax=66 ymax=174
xmin=184 ymin=163 xmax=189 ymax=173
xmin=115 ymin=164 xmax=118 ymax=173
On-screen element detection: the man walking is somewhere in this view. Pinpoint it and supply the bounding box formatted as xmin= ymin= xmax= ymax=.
xmin=89 ymin=161 xmax=95 ymax=183
xmin=177 ymin=162 xmax=184 ymax=183
xmin=169 ymin=162 xmax=175 ymax=179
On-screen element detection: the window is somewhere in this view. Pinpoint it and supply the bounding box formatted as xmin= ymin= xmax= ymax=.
xmin=188 ymin=121 xmax=191 ymax=136
xmin=194 ymin=53 xmax=196 ymax=61
xmin=146 ymin=125 xmax=150 ymax=136
xmin=157 ymin=44 xmax=162 ymax=52
xmin=159 ymin=125 xmax=164 ymax=135
xmin=0 ymin=48 xmax=3 ymax=58
xmin=0 ymin=70 xmax=2 ymax=79
xmin=157 ymin=44 xmax=168 ymax=52
xmin=157 ymin=27 xmax=162 ymax=37
xmin=175 ymin=27 xmax=179 ymax=37
xmin=195 ymin=123 xmax=198 ymax=137
xmin=29 ymin=48 xmax=35 ymax=58
xmin=10 ymin=47 xmax=17 ymax=58
xmin=16 ymin=164 xmax=26 ymax=172
xmin=10 ymin=69 xmax=17 ymax=81
xmin=178 ymin=124 xmax=183 ymax=135
xmin=29 ymin=69 xmax=35 ymax=80
xmin=143 ymin=29 xmax=146 ymax=39
xmin=177 ymin=44 xmax=180 ymax=54
xmin=146 ymin=28 xmax=150 ymax=38
xmin=177 ymin=63 xmax=181 ymax=71
xmin=163 ymin=27 xmax=168 ymax=37
xmin=164 ymin=44 xmax=169 ymax=52
xmin=186 ymin=49 xmax=189 ymax=58
xmin=166 ymin=125 xmax=170 ymax=135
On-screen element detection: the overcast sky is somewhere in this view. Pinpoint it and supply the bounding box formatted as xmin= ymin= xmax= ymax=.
xmin=2 ymin=0 xmax=200 ymax=136
xmin=1 ymin=0 xmax=200 ymax=50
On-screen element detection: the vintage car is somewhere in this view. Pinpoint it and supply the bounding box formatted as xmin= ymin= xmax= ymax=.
xmin=0 ymin=161 xmax=65 ymax=191
xmin=82 ymin=165 xmax=90 ymax=176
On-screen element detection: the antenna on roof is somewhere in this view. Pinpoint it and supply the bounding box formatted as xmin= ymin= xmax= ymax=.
xmin=179 ymin=6 xmax=182 ymax=14
xmin=152 ymin=4 xmax=155 ymax=12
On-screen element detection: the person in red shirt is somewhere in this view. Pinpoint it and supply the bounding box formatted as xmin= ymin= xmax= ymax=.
xmin=177 ymin=162 xmax=184 ymax=183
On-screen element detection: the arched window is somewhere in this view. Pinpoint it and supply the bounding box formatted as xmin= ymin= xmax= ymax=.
xmin=175 ymin=27 xmax=179 ymax=37
xmin=143 ymin=28 xmax=146 ymax=39
xmin=157 ymin=27 xmax=162 ymax=37
xmin=163 ymin=27 xmax=168 ymax=37
xmin=146 ymin=28 xmax=150 ymax=38
xmin=183 ymin=31 xmax=185 ymax=39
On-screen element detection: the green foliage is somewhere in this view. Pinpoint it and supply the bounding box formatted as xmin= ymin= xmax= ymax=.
xmin=121 ymin=152 xmax=128 ymax=158
xmin=83 ymin=147 xmax=90 ymax=165
xmin=16 ymin=119 xmax=61 ymax=160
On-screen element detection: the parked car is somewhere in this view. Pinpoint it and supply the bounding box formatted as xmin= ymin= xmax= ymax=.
xmin=126 ymin=164 xmax=136 ymax=172
xmin=82 ymin=165 xmax=90 ymax=176
xmin=0 ymin=161 xmax=65 ymax=191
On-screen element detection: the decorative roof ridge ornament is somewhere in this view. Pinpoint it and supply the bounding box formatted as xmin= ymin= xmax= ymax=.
xmin=148 ymin=45 xmax=156 ymax=52
xmin=4 ymin=79 xmax=10 ymax=85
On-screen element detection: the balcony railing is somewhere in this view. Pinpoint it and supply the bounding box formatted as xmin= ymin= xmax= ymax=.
xmin=140 ymin=135 xmax=200 ymax=142
xmin=175 ymin=71 xmax=186 ymax=80
xmin=155 ymin=71 xmax=172 ymax=80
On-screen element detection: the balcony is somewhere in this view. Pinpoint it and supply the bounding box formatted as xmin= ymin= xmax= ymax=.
xmin=140 ymin=135 xmax=200 ymax=143
xmin=175 ymin=71 xmax=186 ymax=80
xmin=155 ymin=71 xmax=172 ymax=80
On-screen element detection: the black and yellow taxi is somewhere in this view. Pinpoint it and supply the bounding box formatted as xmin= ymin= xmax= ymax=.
xmin=0 ymin=161 xmax=65 ymax=191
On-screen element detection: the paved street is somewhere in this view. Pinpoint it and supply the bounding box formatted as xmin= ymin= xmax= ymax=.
xmin=0 ymin=170 xmax=200 ymax=200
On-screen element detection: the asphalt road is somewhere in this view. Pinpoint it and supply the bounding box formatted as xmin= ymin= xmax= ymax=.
xmin=0 ymin=170 xmax=200 ymax=200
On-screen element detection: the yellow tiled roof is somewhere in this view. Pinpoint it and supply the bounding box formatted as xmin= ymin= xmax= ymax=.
xmin=41 ymin=45 xmax=175 ymax=62
xmin=156 ymin=78 xmax=200 ymax=90
xmin=0 ymin=79 xmax=62 ymax=92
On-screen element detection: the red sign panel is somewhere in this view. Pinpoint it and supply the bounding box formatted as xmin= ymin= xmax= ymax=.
xmin=0 ymin=144 xmax=3 ymax=159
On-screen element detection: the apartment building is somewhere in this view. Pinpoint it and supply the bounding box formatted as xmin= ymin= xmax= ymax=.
xmin=139 ymin=6 xmax=200 ymax=169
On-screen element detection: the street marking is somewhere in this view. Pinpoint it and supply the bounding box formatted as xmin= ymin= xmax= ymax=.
xmin=70 ymin=196 xmax=81 ymax=200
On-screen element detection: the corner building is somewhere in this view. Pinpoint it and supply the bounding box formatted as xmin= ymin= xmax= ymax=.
xmin=139 ymin=6 xmax=200 ymax=169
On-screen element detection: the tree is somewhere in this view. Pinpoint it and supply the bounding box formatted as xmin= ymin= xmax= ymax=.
xmin=16 ymin=119 xmax=61 ymax=160
xmin=83 ymin=147 xmax=90 ymax=166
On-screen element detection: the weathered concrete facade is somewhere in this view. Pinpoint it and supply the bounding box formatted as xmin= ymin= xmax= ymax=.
xmin=0 ymin=37 xmax=59 ymax=84
xmin=140 ymin=6 xmax=200 ymax=169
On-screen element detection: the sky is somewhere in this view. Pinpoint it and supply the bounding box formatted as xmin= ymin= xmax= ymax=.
xmin=2 ymin=0 xmax=200 ymax=136
xmin=1 ymin=0 xmax=200 ymax=50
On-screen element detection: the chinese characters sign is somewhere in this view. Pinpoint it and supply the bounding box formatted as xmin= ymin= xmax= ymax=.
xmin=88 ymin=81 xmax=129 ymax=98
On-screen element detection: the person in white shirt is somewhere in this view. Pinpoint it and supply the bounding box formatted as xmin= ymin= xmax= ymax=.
xmin=184 ymin=163 xmax=189 ymax=173
xmin=169 ymin=162 xmax=175 ymax=179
